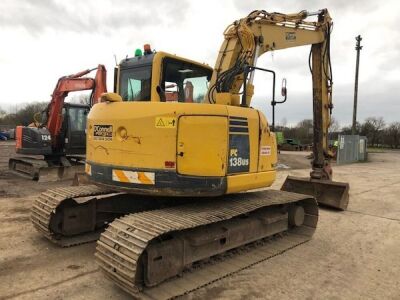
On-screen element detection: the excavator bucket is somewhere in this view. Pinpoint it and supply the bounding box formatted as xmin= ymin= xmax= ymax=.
xmin=281 ymin=176 xmax=349 ymax=210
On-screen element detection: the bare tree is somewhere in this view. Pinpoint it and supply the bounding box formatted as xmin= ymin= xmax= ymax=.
xmin=341 ymin=122 xmax=361 ymax=135
xmin=384 ymin=122 xmax=400 ymax=149
xmin=69 ymin=93 xmax=90 ymax=105
xmin=0 ymin=106 xmax=5 ymax=118
xmin=0 ymin=102 xmax=48 ymax=126
xmin=329 ymin=117 xmax=340 ymax=133
xmin=78 ymin=93 xmax=90 ymax=105
xmin=280 ymin=117 xmax=287 ymax=128
xmin=361 ymin=117 xmax=385 ymax=147
xmin=287 ymin=119 xmax=313 ymax=144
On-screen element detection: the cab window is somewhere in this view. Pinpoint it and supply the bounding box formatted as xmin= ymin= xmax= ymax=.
xmin=120 ymin=66 xmax=151 ymax=101
xmin=160 ymin=58 xmax=211 ymax=103
xmin=68 ymin=107 xmax=87 ymax=131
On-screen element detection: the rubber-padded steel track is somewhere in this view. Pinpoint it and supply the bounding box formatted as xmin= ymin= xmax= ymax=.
xmin=30 ymin=185 xmax=113 ymax=247
xmin=95 ymin=190 xmax=318 ymax=299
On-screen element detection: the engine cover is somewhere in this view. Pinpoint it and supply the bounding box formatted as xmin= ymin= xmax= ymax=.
xmin=15 ymin=126 xmax=52 ymax=155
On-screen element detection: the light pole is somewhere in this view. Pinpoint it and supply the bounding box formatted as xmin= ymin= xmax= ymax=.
xmin=352 ymin=35 xmax=362 ymax=135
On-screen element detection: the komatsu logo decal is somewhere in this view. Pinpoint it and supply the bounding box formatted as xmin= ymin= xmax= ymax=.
xmin=93 ymin=125 xmax=113 ymax=141
xmin=285 ymin=32 xmax=296 ymax=41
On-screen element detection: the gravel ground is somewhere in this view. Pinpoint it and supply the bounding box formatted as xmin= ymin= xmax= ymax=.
xmin=0 ymin=141 xmax=399 ymax=300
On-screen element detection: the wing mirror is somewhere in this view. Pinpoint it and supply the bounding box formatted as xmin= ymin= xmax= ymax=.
xmin=281 ymin=78 xmax=287 ymax=97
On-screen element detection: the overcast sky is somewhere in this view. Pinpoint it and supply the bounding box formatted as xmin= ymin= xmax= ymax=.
xmin=0 ymin=0 xmax=399 ymax=126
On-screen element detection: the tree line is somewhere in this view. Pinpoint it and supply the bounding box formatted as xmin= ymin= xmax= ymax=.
xmin=276 ymin=116 xmax=400 ymax=149
xmin=0 ymin=102 xmax=48 ymax=127
xmin=341 ymin=117 xmax=400 ymax=149
xmin=0 ymin=94 xmax=89 ymax=128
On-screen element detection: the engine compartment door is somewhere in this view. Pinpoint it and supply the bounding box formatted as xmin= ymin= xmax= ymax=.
xmin=177 ymin=116 xmax=227 ymax=176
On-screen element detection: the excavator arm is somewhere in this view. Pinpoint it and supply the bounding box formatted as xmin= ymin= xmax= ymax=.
xmin=206 ymin=9 xmax=349 ymax=209
xmin=45 ymin=64 xmax=107 ymax=151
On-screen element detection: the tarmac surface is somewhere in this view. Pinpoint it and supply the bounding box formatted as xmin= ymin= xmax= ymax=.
xmin=0 ymin=140 xmax=399 ymax=300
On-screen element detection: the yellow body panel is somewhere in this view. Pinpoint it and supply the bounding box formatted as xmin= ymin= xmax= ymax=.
xmin=87 ymin=102 xmax=228 ymax=170
xmin=226 ymin=171 xmax=276 ymax=194
xmin=177 ymin=116 xmax=227 ymax=176
xmin=87 ymin=101 xmax=277 ymax=193
xmin=258 ymin=113 xmax=278 ymax=172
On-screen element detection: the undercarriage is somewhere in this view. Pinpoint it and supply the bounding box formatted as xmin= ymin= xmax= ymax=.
xmin=31 ymin=185 xmax=317 ymax=298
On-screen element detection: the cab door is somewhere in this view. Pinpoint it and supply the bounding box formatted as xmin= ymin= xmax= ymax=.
xmin=65 ymin=106 xmax=89 ymax=155
xmin=177 ymin=116 xmax=227 ymax=176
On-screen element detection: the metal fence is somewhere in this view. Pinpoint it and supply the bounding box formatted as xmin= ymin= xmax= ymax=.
xmin=337 ymin=135 xmax=367 ymax=165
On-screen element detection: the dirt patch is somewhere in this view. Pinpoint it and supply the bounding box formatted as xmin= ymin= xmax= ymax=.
xmin=0 ymin=141 xmax=70 ymax=198
xmin=9 ymin=207 xmax=30 ymax=214
xmin=67 ymin=265 xmax=83 ymax=270
xmin=3 ymin=215 xmax=31 ymax=223
xmin=278 ymin=151 xmax=312 ymax=170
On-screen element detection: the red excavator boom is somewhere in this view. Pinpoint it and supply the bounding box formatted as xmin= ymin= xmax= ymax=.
xmin=9 ymin=65 xmax=107 ymax=181
xmin=46 ymin=65 xmax=107 ymax=151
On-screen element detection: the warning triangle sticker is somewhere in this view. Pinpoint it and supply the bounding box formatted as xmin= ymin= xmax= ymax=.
xmin=156 ymin=118 xmax=165 ymax=127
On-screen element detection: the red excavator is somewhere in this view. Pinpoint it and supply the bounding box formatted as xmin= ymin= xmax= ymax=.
xmin=9 ymin=65 xmax=107 ymax=181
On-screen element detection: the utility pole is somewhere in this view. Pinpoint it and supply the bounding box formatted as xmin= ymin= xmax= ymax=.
xmin=352 ymin=35 xmax=362 ymax=135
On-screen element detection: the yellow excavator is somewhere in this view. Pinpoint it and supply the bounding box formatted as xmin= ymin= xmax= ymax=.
xmin=31 ymin=9 xmax=349 ymax=298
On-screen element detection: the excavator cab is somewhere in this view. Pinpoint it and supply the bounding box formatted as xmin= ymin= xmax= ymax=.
xmin=116 ymin=51 xmax=212 ymax=103
xmin=14 ymin=103 xmax=89 ymax=156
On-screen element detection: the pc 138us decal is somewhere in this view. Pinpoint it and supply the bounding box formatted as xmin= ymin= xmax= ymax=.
xmin=228 ymin=117 xmax=250 ymax=173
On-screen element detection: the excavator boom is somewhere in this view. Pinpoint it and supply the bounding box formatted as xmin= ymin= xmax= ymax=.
xmin=46 ymin=65 xmax=107 ymax=151
xmin=205 ymin=9 xmax=349 ymax=209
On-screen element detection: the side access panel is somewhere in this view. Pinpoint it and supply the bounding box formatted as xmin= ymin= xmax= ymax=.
xmin=177 ymin=116 xmax=227 ymax=176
